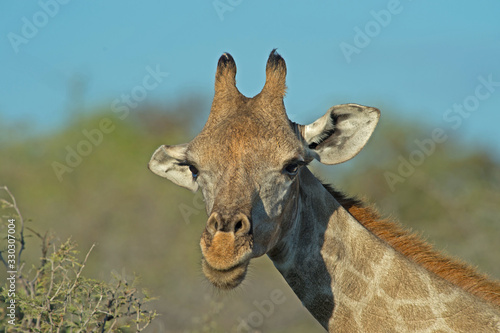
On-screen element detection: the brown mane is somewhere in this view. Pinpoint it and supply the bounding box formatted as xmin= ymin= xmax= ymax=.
xmin=325 ymin=185 xmax=500 ymax=307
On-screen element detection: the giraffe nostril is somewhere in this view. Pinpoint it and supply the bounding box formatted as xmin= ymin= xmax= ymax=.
xmin=206 ymin=212 xmax=251 ymax=236
xmin=206 ymin=213 xmax=220 ymax=236
xmin=235 ymin=220 xmax=243 ymax=233
xmin=234 ymin=214 xmax=251 ymax=235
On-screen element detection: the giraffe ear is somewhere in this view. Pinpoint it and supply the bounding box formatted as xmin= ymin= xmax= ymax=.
xmin=301 ymin=104 xmax=380 ymax=165
xmin=148 ymin=144 xmax=199 ymax=192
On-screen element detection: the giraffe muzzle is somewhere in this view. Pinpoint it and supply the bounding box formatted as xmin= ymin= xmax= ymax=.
xmin=200 ymin=212 xmax=254 ymax=289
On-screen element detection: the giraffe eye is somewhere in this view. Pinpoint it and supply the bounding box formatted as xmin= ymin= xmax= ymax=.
xmin=284 ymin=163 xmax=299 ymax=176
xmin=189 ymin=165 xmax=199 ymax=178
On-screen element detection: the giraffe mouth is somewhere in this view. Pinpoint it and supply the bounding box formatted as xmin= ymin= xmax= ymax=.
xmin=199 ymin=227 xmax=253 ymax=289
xmin=201 ymin=257 xmax=250 ymax=290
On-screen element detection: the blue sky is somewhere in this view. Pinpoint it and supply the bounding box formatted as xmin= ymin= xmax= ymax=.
xmin=1 ymin=1 xmax=500 ymax=155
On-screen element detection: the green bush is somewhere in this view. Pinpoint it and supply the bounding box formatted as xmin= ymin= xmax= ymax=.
xmin=0 ymin=186 xmax=157 ymax=332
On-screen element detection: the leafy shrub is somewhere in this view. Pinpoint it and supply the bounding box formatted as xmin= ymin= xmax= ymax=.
xmin=0 ymin=186 xmax=157 ymax=332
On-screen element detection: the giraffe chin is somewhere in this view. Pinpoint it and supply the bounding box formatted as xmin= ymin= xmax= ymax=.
xmin=201 ymin=258 xmax=249 ymax=290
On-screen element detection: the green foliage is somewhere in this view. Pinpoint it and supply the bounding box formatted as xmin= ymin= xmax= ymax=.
xmin=0 ymin=187 xmax=157 ymax=332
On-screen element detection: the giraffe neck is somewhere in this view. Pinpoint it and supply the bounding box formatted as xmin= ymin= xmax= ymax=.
xmin=268 ymin=168 xmax=500 ymax=332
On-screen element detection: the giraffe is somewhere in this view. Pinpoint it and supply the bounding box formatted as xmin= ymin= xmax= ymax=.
xmin=148 ymin=50 xmax=500 ymax=332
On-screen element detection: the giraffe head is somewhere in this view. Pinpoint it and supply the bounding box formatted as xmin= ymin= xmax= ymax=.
xmin=149 ymin=50 xmax=380 ymax=289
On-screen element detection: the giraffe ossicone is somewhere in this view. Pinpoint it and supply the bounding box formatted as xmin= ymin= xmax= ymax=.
xmin=149 ymin=50 xmax=500 ymax=332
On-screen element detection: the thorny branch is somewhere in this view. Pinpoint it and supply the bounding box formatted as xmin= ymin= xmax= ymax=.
xmin=0 ymin=187 xmax=158 ymax=331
